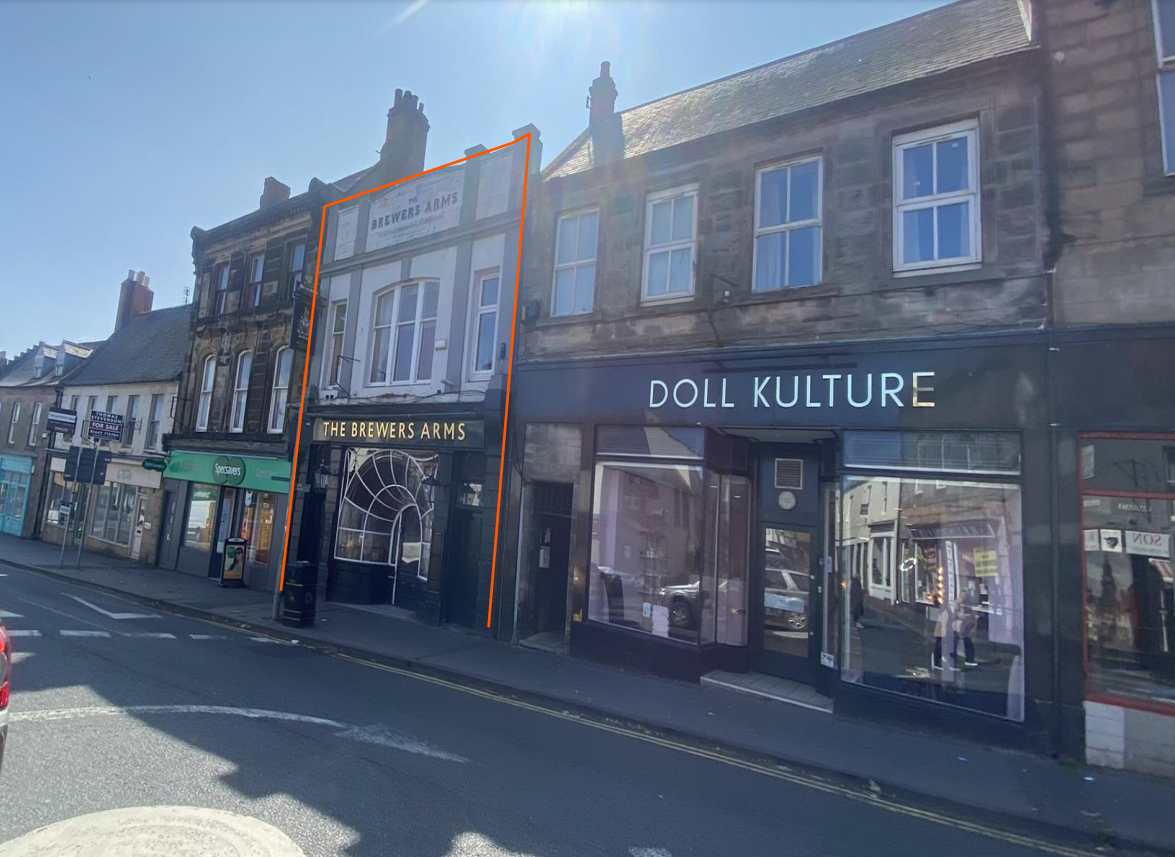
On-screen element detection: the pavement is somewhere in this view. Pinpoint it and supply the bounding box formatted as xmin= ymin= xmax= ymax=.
xmin=2 ymin=534 xmax=1175 ymax=855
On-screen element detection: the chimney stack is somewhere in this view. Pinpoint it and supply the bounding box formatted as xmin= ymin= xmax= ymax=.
xmin=115 ymin=269 xmax=154 ymax=332
xmin=259 ymin=176 xmax=291 ymax=210
xmin=588 ymin=62 xmax=622 ymax=164
xmin=379 ymin=88 xmax=430 ymax=181
xmin=0 ymin=351 xmax=8 ymax=371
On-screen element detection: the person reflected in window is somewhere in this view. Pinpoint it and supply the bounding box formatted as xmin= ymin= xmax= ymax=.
xmin=850 ymin=570 xmax=865 ymax=629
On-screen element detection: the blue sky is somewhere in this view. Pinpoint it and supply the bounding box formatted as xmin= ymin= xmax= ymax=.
xmin=0 ymin=0 xmax=948 ymax=353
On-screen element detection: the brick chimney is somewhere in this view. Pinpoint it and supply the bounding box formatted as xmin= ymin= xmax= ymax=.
xmin=588 ymin=62 xmax=622 ymax=164
xmin=379 ymin=89 xmax=430 ymax=181
xmin=259 ymin=177 xmax=291 ymax=210
xmin=115 ymin=269 xmax=154 ymax=332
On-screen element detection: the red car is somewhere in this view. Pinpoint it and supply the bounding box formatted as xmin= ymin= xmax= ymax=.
xmin=0 ymin=623 xmax=9 ymax=774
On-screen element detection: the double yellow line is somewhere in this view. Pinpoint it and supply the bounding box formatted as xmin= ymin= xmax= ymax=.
xmin=334 ymin=654 xmax=1112 ymax=857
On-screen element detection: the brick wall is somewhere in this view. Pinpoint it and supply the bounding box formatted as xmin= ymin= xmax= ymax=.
xmin=1044 ymin=0 xmax=1175 ymax=324
xmin=519 ymin=58 xmax=1048 ymax=360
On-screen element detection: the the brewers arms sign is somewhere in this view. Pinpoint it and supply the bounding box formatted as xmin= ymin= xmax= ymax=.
xmin=313 ymin=417 xmax=484 ymax=448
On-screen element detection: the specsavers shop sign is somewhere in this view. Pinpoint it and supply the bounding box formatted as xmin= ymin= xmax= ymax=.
xmin=163 ymin=451 xmax=293 ymax=494
xmin=366 ymin=169 xmax=463 ymax=252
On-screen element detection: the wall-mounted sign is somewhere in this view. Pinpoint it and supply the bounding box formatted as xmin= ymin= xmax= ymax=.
xmin=142 ymin=457 xmax=168 ymax=473
xmin=213 ymin=456 xmax=246 ymax=486
xmin=334 ymin=207 xmax=359 ymax=261
xmin=1125 ymin=530 xmax=1171 ymax=559
xmin=87 ymin=410 xmax=123 ymax=441
xmin=163 ymin=450 xmax=292 ymax=494
xmin=47 ymin=407 xmax=77 ymax=432
xmin=972 ymin=549 xmax=998 ymax=577
xmin=366 ymin=169 xmax=463 ymax=252
xmin=313 ymin=417 xmax=484 ymax=449
xmin=649 ymin=371 xmax=937 ymax=412
xmin=1100 ymin=529 xmax=1123 ymax=553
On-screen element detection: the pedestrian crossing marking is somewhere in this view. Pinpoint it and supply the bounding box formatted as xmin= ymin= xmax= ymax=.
xmin=123 ymin=632 xmax=176 ymax=639
xmin=189 ymin=634 xmax=226 ymax=640
xmin=7 ymin=629 xmax=41 ymax=637
xmin=60 ymin=630 xmax=111 ymax=638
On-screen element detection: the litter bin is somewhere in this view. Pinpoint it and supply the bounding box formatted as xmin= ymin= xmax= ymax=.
xmin=219 ymin=537 xmax=246 ymax=588
xmin=281 ymin=561 xmax=318 ymax=627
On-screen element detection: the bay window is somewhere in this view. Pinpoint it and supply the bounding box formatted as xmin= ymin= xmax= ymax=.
xmin=754 ymin=157 xmax=822 ymax=290
xmin=642 ymin=185 xmax=697 ymax=302
xmin=229 ymin=351 xmax=252 ymax=433
xmin=368 ymin=280 xmax=439 ymax=385
xmin=893 ymin=120 xmax=981 ymax=272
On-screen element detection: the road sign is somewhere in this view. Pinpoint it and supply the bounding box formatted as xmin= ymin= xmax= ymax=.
xmin=47 ymin=407 xmax=78 ymax=432
xmin=87 ymin=410 xmax=123 ymax=441
xmin=64 ymin=446 xmax=112 ymax=484
xmin=142 ymin=457 xmax=168 ymax=473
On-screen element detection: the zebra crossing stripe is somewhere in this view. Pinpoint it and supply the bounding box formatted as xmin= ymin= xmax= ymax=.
xmin=189 ymin=634 xmax=226 ymax=640
xmin=60 ymin=630 xmax=111 ymax=638
xmin=7 ymin=629 xmax=41 ymax=637
xmin=123 ymin=632 xmax=176 ymax=639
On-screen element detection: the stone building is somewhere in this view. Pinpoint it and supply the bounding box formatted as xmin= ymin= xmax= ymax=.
xmin=160 ymin=175 xmax=347 ymax=592
xmin=0 ymin=340 xmax=93 ymax=538
xmin=1040 ymin=0 xmax=1175 ymax=777
xmin=285 ymin=90 xmax=538 ymax=629
xmin=500 ymin=0 xmax=1066 ymax=754
xmin=41 ymin=271 xmax=188 ymax=566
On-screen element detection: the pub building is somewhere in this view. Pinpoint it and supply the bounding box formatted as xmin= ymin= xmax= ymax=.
xmin=284 ymin=91 xmax=539 ymax=627
xmin=495 ymin=1 xmax=1088 ymax=755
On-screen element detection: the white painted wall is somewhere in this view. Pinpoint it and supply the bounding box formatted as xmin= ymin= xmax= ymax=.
xmin=56 ymin=381 xmax=178 ymax=457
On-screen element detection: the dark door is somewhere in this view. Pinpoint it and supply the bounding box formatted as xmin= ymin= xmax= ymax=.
xmin=444 ymin=509 xmax=481 ymax=628
xmin=298 ymin=492 xmax=325 ymax=562
xmin=157 ymin=491 xmax=179 ymax=569
xmin=533 ymin=512 xmax=571 ymax=634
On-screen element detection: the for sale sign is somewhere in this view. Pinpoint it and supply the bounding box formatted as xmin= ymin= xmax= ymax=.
xmin=1125 ymin=530 xmax=1171 ymax=559
xmin=87 ymin=410 xmax=123 ymax=441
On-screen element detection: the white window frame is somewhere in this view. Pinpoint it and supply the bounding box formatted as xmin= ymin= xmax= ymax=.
xmin=247 ymin=254 xmax=265 ymax=307
xmin=269 ymin=347 xmax=293 ymax=434
xmin=470 ymin=270 xmax=500 ymax=379
xmin=551 ymin=208 xmax=598 ymax=316
xmin=1153 ymin=0 xmax=1175 ymax=174
xmin=324 ymin=300 xmax=348 ymax=388
xmin=287 ymin=242 xmax=307 ymax=294
xmin=214 ymin=263 xmax=230 ymax=314
xmin=641 ymin=184 xmax=698 ymax=304
xmin=106 ymin=395 xmax=118 ymax=415
xmin=367 ymin=280 xmax=440 ymax=387
xmin=28 ymin=402 xmax=42 ymax=447
xmin=892 ymin=119 xmax=981 ymax=274
xmin=146 ymin=393 xmax=163 ymax=450
xmin=7 ymin=402 xmax=19 ymax=444
xmin=752 ymin=156 xmax=824 ymax=291
xmin=196 ymin=357 xmax=214 ymax=432
xmin=125 ymin=395 xmax=139 ymax=445
xmin=230 ymin=351 xmax=252 ymax=433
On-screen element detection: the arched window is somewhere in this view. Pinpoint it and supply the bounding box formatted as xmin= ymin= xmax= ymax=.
xmin=229 ymin=351 xmax=252 ymax=433
xmin=268 ymin=347 xmax=293 ymax=434
xmin=196 ymin=355 xmax=215 ymax=431
xmin=334 ymin=448 xmax=438 ymax=591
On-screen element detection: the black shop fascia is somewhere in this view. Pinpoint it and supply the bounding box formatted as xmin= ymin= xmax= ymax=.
xmin=299 ymin=396 xmax=501 ymax=628
xmin=508 ymin=331 xmax=1053 ymax=739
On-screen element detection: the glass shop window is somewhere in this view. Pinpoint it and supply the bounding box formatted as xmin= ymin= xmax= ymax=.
xmin=184 ymin=484 xmax=219 ymax=552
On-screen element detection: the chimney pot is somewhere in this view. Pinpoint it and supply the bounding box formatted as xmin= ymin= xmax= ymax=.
xmin=114 ymin=269 xmax=155 ymax=332
xmin=381 ymin=87 xmax=430 ymax=181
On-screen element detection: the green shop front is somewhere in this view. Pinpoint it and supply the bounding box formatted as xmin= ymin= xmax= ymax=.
xmin=161 ymin=450 xmax=292 ymax=591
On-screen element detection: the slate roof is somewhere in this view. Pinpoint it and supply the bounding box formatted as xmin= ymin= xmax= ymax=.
xmin=545 ymin=0 xmax=1034 ymax=179
xmin=63 ymin=305 xmax=191 ymax=387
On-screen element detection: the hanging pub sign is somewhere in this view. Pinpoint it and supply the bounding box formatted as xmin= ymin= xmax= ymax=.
xmin=312 ymin=416 xmax=484 ymax=449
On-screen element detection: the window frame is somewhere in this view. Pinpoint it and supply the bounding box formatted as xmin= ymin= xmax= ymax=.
xmin=752 ymin=155 xmax=824 ymax=292
xmin=229 ymin=350 xmax=252 ymax=433
xmin=27 ymin=402 xmax=42 ymax=447
xmin=268 ymin=347 xmax=293 ymax=434
xmin=214 ymin=263 xmax=230 ymax=314
xmin=7 ymin=402 xmax=19 ymax=444
xmin=1153 ymin=0 xmax=1175 ymax=174
xmin=287 ymin=241 xmax=307 ymax=295
xmin=367 ymin=280 xmax=440 ymax=388
xmin=146 ymin=393 xmax=163 ymax=450
xmin=325 ymin=300 xmax=348 ymax=388
xmin=125 ymin=395 xmax=139 ymax=444
xmin=196 ymin=356 xmax=215 ymax=432
xmin=247 ymin=253 xmax=265 ymax=308
xmin=470 ymin=269 xmax=500 ymax=380
xmin=551 ymin=208 xmax=598 ymax=317
xmin=892 ymin=119 xmax=982 ymax=274
xmin=641 ymin=184 xmax=699 ymax=304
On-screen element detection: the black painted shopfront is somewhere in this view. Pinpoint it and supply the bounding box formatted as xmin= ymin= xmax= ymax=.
xmin=299 ymin=398 xmax=501 ymax=628
xmin=505 ymin=331 xmax=1059 ymax=749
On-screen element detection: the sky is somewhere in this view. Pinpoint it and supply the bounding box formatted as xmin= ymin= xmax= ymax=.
xmin=0 ymin=0 xmax=949 ymax=354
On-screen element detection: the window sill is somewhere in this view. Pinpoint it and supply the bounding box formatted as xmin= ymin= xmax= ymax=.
xmin=892 ymin=261 xmax=982 ymax=278
xmin=640 ymin=294 xmax=695 ymax=308
xmin=739 ymin=282 xmax=837 ymax=305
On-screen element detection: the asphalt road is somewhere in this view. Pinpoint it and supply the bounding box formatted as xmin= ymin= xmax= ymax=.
xmin=0 ymin=563 xmax=1122 ymax=857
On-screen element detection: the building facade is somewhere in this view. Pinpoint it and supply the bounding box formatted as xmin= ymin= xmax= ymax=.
xmin=0 ymin=341 xmax=93 ymax=538
xmin=161 ymin=177 xmax=337 ymax=592
xmin=285 ymin=91 xmax=538 ymax=628
xmin=1041 ymin=0 xmax=1175 ymax=776
xmin=41 ymin=272 xmax=187 ymax=566
xmin=499 ymin=0 xmax=1070 ymax=753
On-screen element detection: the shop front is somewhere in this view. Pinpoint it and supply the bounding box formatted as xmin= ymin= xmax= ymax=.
xmin=301 ymin=404 xmax=497 ymax=628
xmin=0 ymin=454 xmax=33 ymax=537
xmin=161 ymin=450 xmax=291 ymax=591
xmin=505 ymin=332 xmax=1054 ymax=746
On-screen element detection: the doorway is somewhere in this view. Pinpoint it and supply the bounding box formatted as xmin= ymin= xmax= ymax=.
xmin=531 ymin=482 xmax=573 ymax=636
xmin=443 ymin=508 xmax=482 ymax=628
xmin=158 ymin=490 xmax=178 ymax=569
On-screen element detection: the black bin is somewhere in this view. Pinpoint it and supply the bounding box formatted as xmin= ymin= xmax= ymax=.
xmin=281 ymin=561 xmax=318 ymax=628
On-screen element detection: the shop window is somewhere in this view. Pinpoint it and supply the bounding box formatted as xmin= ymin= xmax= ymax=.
xmin=840 ymin=474 xmax=1025 ymax=721
xmin=1080 ymin=435 xmax=1175 ymax=710
xmin=753 ymin=157 xmax=822 ymax=291
xmin=44 ymin=473 xmax=72 ymax=529
xmin=552 ymin=209 xmax=597 ymax=316
xmin=642 ymin=184 xmax=697 ymax=303
xmin=844 ymin=430 xmax=1021 ymax=475
xmin=230 ymin=351 xmax=252 ymax=433
xmin=893 ymin=120 xmax=981 ymax=273
xmin=91 ymin=483 xmax=136 ymax=546
xmin=240 ymin=490 xmax=276 ymax=566
xmin=184 ymin=484 xmax=218 ymax=552
xmin=596 ymin=425 xmax=705 ymax=460
xmin=335 ymin=448 xmax=439 ymax=587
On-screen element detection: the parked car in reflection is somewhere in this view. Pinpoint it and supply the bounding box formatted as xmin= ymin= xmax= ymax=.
xmin=764 ymin=568 xmax=809 ymax=631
